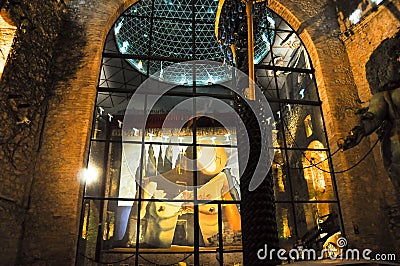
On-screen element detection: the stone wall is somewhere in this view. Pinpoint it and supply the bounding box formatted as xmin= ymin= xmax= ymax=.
xmin=336 ymin=0 xmax=400 ymax=250
xmin=0 ymin=0 xmax=85 ymax=265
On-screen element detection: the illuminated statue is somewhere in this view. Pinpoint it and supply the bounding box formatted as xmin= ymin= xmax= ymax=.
xmin=338 ymin=33 xmax=400 ymax=203
xmin=138 ymin=141 xmax=241 ymax=247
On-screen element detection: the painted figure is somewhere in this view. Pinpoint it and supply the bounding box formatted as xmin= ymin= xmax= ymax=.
xmin=138 ymin=141 xmax=241 ymax=247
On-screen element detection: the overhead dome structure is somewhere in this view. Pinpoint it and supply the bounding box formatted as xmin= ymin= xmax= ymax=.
xmin=79 ymin=1 xmax=345 ymax=265
xmin=114 ymin=0 xmax=274 ymax=85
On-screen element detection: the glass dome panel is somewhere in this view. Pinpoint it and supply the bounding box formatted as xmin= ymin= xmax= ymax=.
xmin=114 ymin=0 xmax=275 ymax=85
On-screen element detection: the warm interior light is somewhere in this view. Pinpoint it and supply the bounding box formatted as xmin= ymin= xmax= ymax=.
xmin=0 ymin=11 xmax=17 ymax=78
xmin=79 ymin=167 xmax=99 ymax=185
xmin=196 ymin=141 xmax=227 ymax=176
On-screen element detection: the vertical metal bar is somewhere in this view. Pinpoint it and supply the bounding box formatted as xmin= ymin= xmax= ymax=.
xmin=217 ymin=203 xmax=224 ymax=266
xmin=134 ymin=93 xmax=149 ymax=266
xmin=191 ymin=1 xmax=200 ymax=265
xmin=265 ymin=10 xmax=299 ymax=240
xmin=312 ymin=73 xmax=346 ymax=238
xmin=135 ymin=1 xmax=155 ymax=264
xmin=94 ymin=118 xmax=112 ymax=262
xmin=246 ymin=1 xmax=255 ymax=100
xmin=75 ymin=90 xmax=100 ymax=265
xmin=146 ymin=0 xmax=156 ymax=77
xmin=296 ymin=18 xmax=346 ymax=238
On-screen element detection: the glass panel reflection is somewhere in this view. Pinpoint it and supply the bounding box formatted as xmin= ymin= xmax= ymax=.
xmin=270 ymin=35 xmax=312 ymax=70
xmin=287 ymin=148 xmax=336 ymax=201
xmin=145 ymin=94 xmax=194 ymax=145
xmin=275 ymin=203 xmax=295 ymax=250
xmin=280 ymin=104 xmax=327 ymax=149
xmin=221 ymin=204 xmax=242 ymax=247
xmin=258 ymin=70 xmax=316 ymax=100
xmin=271 ymin=149 xmax=291 ymax=201
xmin=294 ymin=203 xmax=341 ymax=251
xmin=138 ymin=253 xmax=194 ymax=265
xmin=84 ymin=142 xmax=122 ymax=198
xmin=80 ymin=0 xmax=343 ymax=264
xmin=84 ymin=141 xmax=106 ymax=197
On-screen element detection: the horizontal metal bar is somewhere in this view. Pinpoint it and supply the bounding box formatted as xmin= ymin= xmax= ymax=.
xmin=96 ymin=88 xmax=322 ymax=107
xmin=121 ymin=13 xmax=215 ymax=24
xmin=97 ymin=86 xmax=236 ymax=100
xmin=265 ymin=97 xmax=322 ymax=106
xmin=102 ymin=52 xmax=191 ymax=62
xmin=275 ymin=200 xmax=339 ymax=204
xmin=89 ymin=139 xmax=328 ymax=152
xmin=120 ymin=141 xmax=239 ymax=149
xmin=255 ymin=64 xmax=315 ymax=74
xmin=102 ymin=248 xmax=243 ymax=254
xmin=84 ymin=197 xmax=241 ymax=204
xmin=276 ymin=147 xmax=330 ymax=152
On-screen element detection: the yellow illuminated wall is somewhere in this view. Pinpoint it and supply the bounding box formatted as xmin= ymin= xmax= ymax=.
xmin=0 ymin=11 xmax=16 ymax=78
xmin=303 ymin=141 xmax=333 ymax=218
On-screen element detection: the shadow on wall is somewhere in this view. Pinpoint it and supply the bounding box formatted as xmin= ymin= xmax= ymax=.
xmin=296 ymin=3 xmax=332 ymax=37
xmin=334 ymin=0 xmax=367 ymax=20
xmin=384 ymin=0 xmax=400 ymax=23
xmin=334 ymin=0 xmax=399 ymax=27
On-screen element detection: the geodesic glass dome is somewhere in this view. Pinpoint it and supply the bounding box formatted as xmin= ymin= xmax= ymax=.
xmin=79 ymin=1 xmax=344 ymax=265
xmin=114 ymin=0 xmax=274 ymax=85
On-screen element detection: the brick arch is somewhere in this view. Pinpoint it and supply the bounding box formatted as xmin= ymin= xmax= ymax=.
xmin=73 ymin=0 xmax=365 ymax=253
xmin=267 ymin=0 xmax=335 ymax=135
xmin=20 ymin=1 xmax=391 ymax=264
xmin=102 ymin=0 xmax=139 ymax=39
xmin=0 ymin=9 xmax=16 ymax=26
xmin=76 ymin=0 xmax=352 ymax=190
xmin=75 ymin=0 xmax=351 ymax=192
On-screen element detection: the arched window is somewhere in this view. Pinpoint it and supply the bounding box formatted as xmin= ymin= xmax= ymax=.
xmin=77 ymin=1 xmax=343 ymax=264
